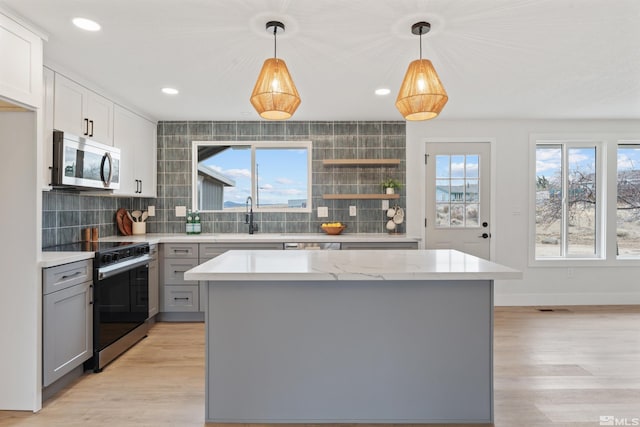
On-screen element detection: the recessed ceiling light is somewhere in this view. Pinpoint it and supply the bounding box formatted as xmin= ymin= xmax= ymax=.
xmin=161 ymin=87 xmax=179 ymax=95
xmin=375 ymin=88 xmax=391 ymax=96
xmin=72 ymin=17 xmax=101 ymax=32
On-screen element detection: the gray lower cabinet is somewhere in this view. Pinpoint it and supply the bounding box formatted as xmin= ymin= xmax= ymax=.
xmin=148 ymin=244 xmax=159 ymax=318
xmin=42 ymin=259 xmax=93 ymax=387
xmin=160 ymin=243 xmax=200 ymax=313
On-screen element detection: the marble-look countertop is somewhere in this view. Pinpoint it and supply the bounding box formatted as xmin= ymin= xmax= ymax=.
xmin=39 ymin=233 xmax=420 ymax=267
xmin=39 ymin=251 xmax=94 ymax=268
xmin=100 ymin=232 xmax=421 ymax=245
xmin=185 ymin=249 xmax=522 ymax=282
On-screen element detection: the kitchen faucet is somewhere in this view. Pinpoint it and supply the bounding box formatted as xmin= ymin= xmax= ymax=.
xmin=245 ymin=196 xmax=258 ymax=234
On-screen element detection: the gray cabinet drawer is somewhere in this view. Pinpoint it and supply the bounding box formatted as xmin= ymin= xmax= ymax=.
xmin=163 ymin=285 xmax=199 ymax=312
xmin=199 ymin=242 xmax=283 ymax=261
xmin=163 ymin=259 xmax=199 ymax=285
xmin=164 ymin=243 xmax=198 ymax=258
xmin=43 ymin=259 xmax=93 ymax=294
xmin=341 ymin=242 xmax=419 ymax=250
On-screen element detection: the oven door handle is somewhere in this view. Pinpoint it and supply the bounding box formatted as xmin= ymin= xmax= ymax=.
xmin=97 ymin=255 xmax=151 ymax=281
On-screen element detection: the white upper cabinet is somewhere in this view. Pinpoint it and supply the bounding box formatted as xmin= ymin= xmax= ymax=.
xmin=53 ymin=73 xmax=114 ymax=145
xmin=113 ymin=105 xmax=157 ymax=197
xmin=42 ymin=67 xmax=55 ymax=189
xmin=0 ymin=12 xmax=43 ymax=108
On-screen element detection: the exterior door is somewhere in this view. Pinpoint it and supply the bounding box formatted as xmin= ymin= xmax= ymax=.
xmin=425 ymin=141 xmax=491 ymax=259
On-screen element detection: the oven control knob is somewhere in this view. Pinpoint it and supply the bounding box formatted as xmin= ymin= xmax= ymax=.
xmin=112 ymin=253 xmax=119 ymax=261
xmin=144 ymin=246 xmax=150 ymax=254
xmin=102 ymin=254 xmax=112 ymax=264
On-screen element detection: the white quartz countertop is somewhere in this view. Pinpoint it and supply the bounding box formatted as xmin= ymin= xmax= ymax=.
xmin=100 ymin=232 xmax=420 ymax=245
xmin=39 ymin=251 xmax=94 ymax=268
xmin=184 ymin=249 xmax=522 ymax=282
xmin=39 ymin=233 xmax=420 ymax=267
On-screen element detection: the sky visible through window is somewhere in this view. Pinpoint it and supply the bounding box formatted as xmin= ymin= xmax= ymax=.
xmin=201 ymin=146 xmax=308 ymax=208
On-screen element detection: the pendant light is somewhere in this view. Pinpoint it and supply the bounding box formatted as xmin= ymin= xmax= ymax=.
xmin=395 ymin=22 xmax=448 ymax=121
xmin=250 ymin=21 xmax=301 ymax=120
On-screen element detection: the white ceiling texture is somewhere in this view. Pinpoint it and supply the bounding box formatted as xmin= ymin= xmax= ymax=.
xmin=2 ymin=0 xmax=640 ymax=121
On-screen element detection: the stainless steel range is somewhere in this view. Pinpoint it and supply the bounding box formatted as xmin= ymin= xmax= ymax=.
xmin=45 ymin=241 xmax=151 ymax=371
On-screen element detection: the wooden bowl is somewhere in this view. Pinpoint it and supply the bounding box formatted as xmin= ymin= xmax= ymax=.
xmin=321 ymin=225 xmax=346 ymax=235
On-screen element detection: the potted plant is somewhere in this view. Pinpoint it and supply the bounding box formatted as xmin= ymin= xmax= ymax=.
xmin=381 ymin=178 xmax=402 ymax=195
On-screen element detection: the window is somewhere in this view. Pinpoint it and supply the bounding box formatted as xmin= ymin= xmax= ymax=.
xmin=617 ymin=144 xmax=640 ymax=257
xmin=192 ymin=141 xmax=311 ymax=212
xmin=435 ymin=154 xmax=480 ymax=227
xmin=534 ymin=142 xmax=601 ymax=259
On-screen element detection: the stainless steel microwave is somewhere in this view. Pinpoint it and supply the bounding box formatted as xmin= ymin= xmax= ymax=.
xmin=52 ymin=131 xmax=121 ymax=190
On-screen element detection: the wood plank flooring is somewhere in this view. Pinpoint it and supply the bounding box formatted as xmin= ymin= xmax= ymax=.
xmin=1 ymin=306 xmax=639 ymax=427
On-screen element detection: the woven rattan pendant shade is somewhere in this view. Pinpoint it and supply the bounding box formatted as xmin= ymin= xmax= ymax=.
xmin=396 ymin=58 xmax=448 ymax=121
xmin=250 ymin=57 xmax=301 ymax=120
xmin=395 ymin=21 xmax=448 ymax=121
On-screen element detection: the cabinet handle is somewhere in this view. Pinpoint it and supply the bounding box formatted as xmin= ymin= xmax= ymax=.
xmin=83 ymin=118 xmax=89 ymax=136
xmin=174 ymin=297 xmax=190 ymax=301
xmin=139 ymin=180 xmax=143 ymax=194
xmin=61 ymin=271 xmax=82 ymax=280
xmin=174 ymin=249 xmax=189 ymax=253
xmin=173 ymin=270 xmax=187 ymax=274
xmin=89 ymin=120 xmax=94 ymax=137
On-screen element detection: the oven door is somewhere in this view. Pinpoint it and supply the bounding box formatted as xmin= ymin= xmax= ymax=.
xmin=94 ymin=261 xmax=149 ymax=353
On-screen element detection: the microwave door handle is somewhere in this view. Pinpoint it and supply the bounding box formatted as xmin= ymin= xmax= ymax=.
xmin=100 ymin=152 xmax=113 ymax=187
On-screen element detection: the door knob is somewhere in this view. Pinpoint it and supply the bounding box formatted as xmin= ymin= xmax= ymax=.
xmin=479 ymin=233 xmax=490 ymax=239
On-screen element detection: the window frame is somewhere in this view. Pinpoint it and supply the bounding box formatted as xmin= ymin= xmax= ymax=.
xmin=191 ymin=140 xmax=312 ymax=213
xmin=529 ymin=136 xmax=605 ymax=265
xmin=615 ymin=141 xmax=640 ymax=260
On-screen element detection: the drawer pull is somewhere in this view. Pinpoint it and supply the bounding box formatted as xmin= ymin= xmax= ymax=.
xmin=173 ymin=249 xmax=190 ymax=253
xmin=174 ymin=297 xmax=190 ymax=301
xmin=173 ymin=270 xmax=187 ymax=274
xmin=60 ymin=271 xmax=82 ymax=280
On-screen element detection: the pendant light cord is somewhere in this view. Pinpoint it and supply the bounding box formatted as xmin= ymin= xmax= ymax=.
xmin=273 ymin=26 xmax=278 ymax=59
xmin=419 ymin=27 xmax=423 ymax=60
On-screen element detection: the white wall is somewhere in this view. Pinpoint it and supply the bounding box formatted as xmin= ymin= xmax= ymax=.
xmin=407 ymin=119 xmax=640 ymax=306
xmin=0 ymin=112 xmax=41 ymax=410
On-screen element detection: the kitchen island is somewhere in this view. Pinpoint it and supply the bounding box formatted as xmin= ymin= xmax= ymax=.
xmin=185 ymin=249 xmax=521 ymax=424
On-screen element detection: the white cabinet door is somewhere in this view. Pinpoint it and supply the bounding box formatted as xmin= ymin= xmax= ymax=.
xmin=113 ymin=105 xmax=157 ymax=197
xmin=86 ymin=91 xmax=113 ymax=145
xmin=0 ymin=12 xmax=43 ymax=108
xmin=42 ymin=281 xmax=93 ymax=387
xmin=53 ymin=73 xmax=114 ymax=146
xmin=53 ymin=73 xmax=85 ymax=137
xmin=113 ymin=105 xmax=137 ymax=195
xmin=136 ymin=117 xmax=157 ymax=197
xmin=42 ymin=67 xmax=55 ymax=189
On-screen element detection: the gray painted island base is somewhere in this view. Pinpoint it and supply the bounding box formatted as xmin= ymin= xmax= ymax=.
xmin=205 ymin=279 xmax=493 ymax=423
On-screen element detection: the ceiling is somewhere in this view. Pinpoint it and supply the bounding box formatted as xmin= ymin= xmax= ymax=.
xmin=2 ymin=0 xmax=640 ymax=121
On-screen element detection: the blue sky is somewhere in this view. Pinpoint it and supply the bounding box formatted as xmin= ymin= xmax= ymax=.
xmin=202 ymin=146 xmax=308 ymax=206
xmin=536 ymin=146 xmax=640 ymax=182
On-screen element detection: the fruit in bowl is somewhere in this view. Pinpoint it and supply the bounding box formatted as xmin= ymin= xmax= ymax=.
xmin=321 ymin=222 xmax=346 ymax=235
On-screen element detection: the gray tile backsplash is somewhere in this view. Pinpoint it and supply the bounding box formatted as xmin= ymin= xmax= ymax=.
xmin=156 ymin=120 xmax=406 ymax=235
xmin=42 ymin=191 xmax=156 ymax=247
xmin=42 ymin=120 xmax=406 ymax=246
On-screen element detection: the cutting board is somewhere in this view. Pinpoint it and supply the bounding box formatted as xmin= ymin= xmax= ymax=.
xmin=116 ymin=208 xmax=133 ymax=236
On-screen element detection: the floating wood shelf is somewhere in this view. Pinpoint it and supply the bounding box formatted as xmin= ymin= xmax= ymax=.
xmin=322 ymin=194 xmax=400 ymax=200
xmin=322 ymin=159 xmax=401 ymax=166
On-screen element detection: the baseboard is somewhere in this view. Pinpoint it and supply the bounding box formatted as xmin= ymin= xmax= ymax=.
xmin=157 ymin=312 xmax=204 ymax=322
xmin=495 ymin=292 xmax=640 ymax=306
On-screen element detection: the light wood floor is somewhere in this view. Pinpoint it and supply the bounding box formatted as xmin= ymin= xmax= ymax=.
xmin=1 ymin=306 xmax=639 ymax=427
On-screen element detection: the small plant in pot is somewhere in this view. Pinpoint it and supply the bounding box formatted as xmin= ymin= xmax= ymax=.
xmin=381 ymin=178 xmax=402 ymax=195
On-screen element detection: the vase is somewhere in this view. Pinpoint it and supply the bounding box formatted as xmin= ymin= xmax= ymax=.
xmin=385 ymin=187 xmax=395 ymax=195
